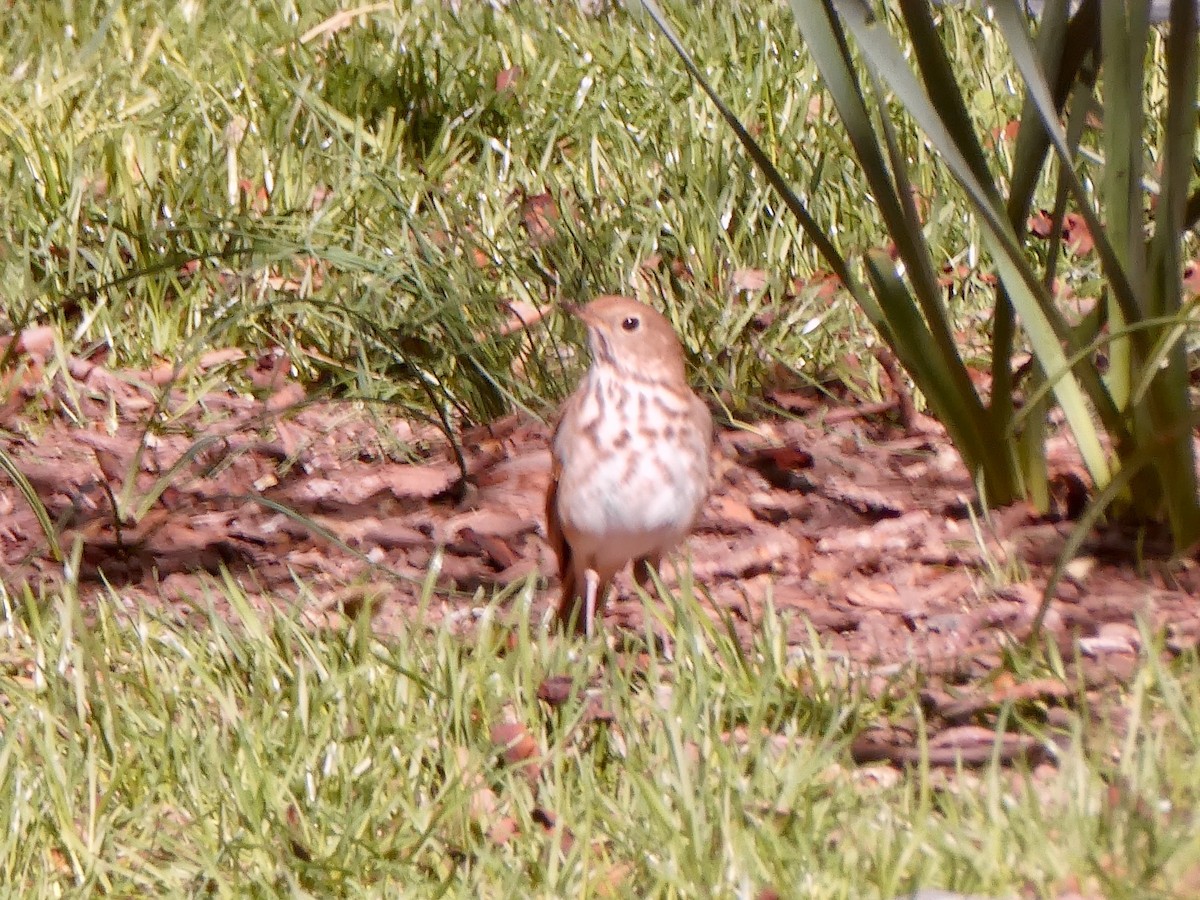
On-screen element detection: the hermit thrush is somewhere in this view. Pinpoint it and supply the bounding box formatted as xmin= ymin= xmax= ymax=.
xmin=545 ymin=296 xmax=713 ymax=636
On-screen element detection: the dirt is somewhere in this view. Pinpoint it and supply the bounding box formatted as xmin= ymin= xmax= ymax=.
xmin=3 ymin=339 xmax=1200 ymax=766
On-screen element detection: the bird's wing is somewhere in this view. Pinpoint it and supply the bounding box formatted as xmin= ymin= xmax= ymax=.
xmin=544 ymin=397 xmax=577 ymax=596
xmin=544 ymin=452 xmax=569 ymax=579
xmin=691 ymin=392 xmax=716 ymax=483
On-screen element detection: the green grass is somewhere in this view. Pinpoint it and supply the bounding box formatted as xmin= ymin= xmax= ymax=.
xmin=4 ymin=576 xmax=1200 ymax=897
xmin=0 ymin=0 xmax=1053 ymax=427
xmin=4 ymin=2 xmax=1200 ymax=896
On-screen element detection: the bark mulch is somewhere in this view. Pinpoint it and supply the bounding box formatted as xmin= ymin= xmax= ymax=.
xmin=3 ymin=342 xmax=1199 ymax=767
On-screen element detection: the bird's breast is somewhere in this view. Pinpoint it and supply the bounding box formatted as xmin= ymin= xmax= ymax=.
xmin=554 ymin=371 xmax=710 ymax=557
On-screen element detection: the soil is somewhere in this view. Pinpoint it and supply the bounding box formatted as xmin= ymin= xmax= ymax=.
xmin=3 ymin=341 xmax=1199 ymax=767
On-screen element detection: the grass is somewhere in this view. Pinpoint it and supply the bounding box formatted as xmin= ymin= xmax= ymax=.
xmin=2 ymin=3 xmax=1189 ymax=427
xmin=0 ymin=0 xmax=1056 ymax=427
xmin=3 ymin=575 xmax=1200 ymax=897
xmin=4 ymin=0 xmax=1200 ymax=896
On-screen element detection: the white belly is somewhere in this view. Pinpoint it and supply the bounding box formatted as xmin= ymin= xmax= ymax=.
xmin=554 ymin=373 xmax=709 ymax=576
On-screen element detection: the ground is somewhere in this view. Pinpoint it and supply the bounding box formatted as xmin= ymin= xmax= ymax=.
xmin=5 ymin=337 xmax=1198 ymax=772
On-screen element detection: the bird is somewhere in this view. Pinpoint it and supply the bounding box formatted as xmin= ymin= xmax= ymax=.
xmin=545 ymin=295 xmax=713 ymax=636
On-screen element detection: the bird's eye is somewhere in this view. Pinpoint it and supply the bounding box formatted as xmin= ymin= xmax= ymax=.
xmin=621 ymin=316 xmax=640 ymax=331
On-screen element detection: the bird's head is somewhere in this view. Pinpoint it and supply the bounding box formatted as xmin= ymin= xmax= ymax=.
xmin=565 ymin=295 xmax=687 ymax=384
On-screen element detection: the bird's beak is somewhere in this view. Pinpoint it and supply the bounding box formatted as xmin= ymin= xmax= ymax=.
xmin=562 ymin=302 xmax=598 ymax=329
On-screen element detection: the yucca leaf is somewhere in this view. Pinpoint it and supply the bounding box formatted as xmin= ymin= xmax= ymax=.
xmin=644 ymin=0 xmax=1013 ymax=490
xmin=787 ymin=0 xmax=1010 ymax=481
xmin=898 ymin=0 xmax=995 ymax=192
xmin=1030 ymin=408 xmax=1200 ymax=641
xmin=863 ymin=249 xmax=1010 ymax=491
xmin=1140 ymin=0 xmax=1200 ymax=546
xmin=989 ymin=1 xmax=1143 ymax=331
xmin=803 ymin=0 xmax=1113 ymax=487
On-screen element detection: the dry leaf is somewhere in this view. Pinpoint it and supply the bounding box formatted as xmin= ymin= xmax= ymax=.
xmin=519 ymin=191 xmax=560 ymax=247
xmin=496 ymin=299 xmax=547 ymax=336
xmin=1027 ymin=209 xmax=1055 ymax=238
xmin=197 ymin=348 xmax=248 ymax=370
xmin=1062 ymin=212 xmax=1094 ymax=256
xmin=11 ymin=325 xmax=57 ymax=360
xmin=266 ymin=382 xmax=306 ymax=412
xmin=495 ymin=65 xmax=522 ymax=92
xmin=729 ymin=268 xmax=768 ymax=295
xmin=490 ymin=721 xmax=541 ymax=786
xmin=1184 ymin=259 xmax=1200 ymax=295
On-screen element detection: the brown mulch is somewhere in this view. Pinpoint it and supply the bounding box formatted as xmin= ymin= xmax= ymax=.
xmin=3 ymin=341 xmax=1200 ymax=767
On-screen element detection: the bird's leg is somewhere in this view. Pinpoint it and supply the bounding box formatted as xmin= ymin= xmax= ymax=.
xmin=633 ymin=553 xmax=662 ymax=593
xmin=582 ymin=568 xmax=600 ymax=638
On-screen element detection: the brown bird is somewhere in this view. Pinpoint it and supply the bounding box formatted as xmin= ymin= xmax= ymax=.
xmin=545 ymin=296 xmax=713 ymax=636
